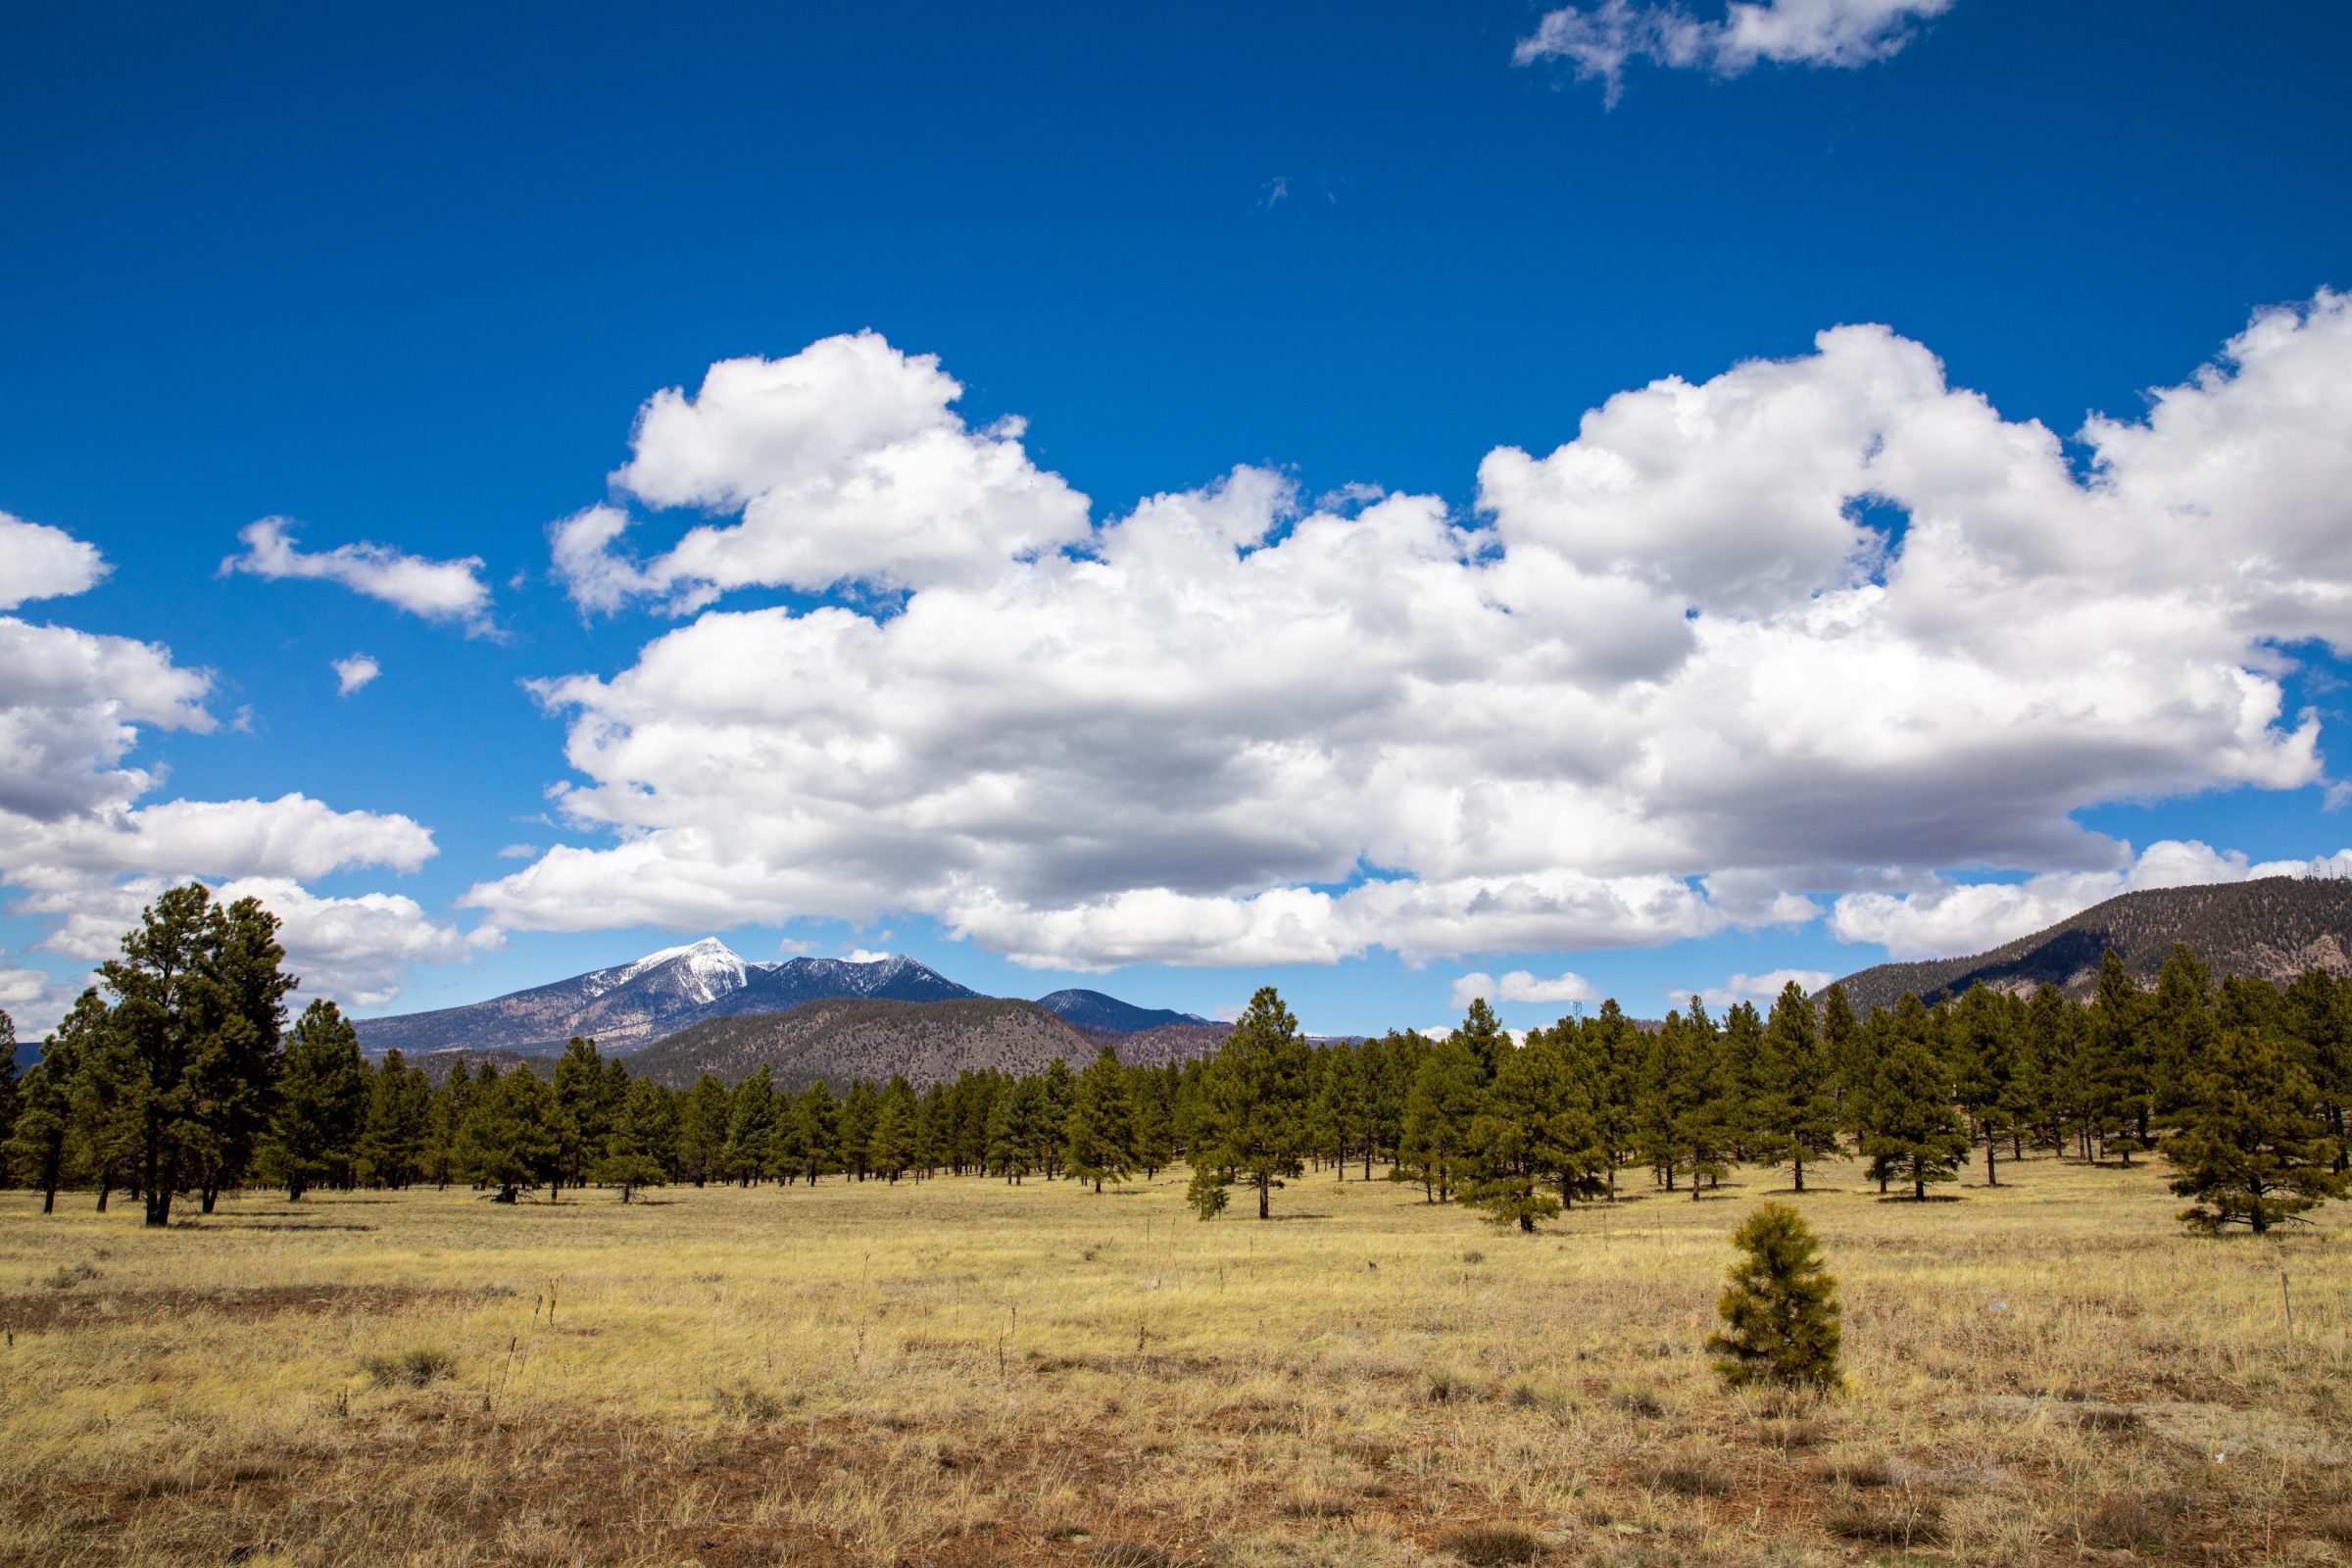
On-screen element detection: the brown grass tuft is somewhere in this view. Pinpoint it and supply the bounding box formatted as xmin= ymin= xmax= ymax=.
xmin=1434 ymin=1524 xmax=1544 ymax=1565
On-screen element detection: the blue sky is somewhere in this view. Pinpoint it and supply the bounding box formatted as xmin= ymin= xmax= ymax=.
xmin=4 ymin=0 xmax=2350 ymax=1042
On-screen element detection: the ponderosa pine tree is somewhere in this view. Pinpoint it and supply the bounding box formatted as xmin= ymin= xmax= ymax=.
xmin=454 ymin=1064 xmax=557 ymax=1202
xmin=724 ymin=1067 xmax=780 ymax=1186
xmin=675 ymin=1074 xmax=729 ymax=1185
xmin=1063 ymin=1047 xmax=1135 ymax=1193
xmin=2088 ymin=950 xmax=2153 ymax=1162
xmin=552 ymin=1036 xmax=618 ymax=1196
xmin=269 ymin=999 xmax=368 ymax=1200
xmin=1947 ymin=983 xmax=2022 ymax=1187
xmin=1461 ymin=1027 xmax=1571 ymax=1231
xmin=2025 ymin=984 xmax=2092 ymax=1160
xmin=96 ymin=884 xmax=295 ymax=1225
xmin=1193 ymin=986 xmax=1311 ymax=1219
xmin=2282 ymin=969 xmax=2352 ymax=1173
xmin=870 ymin=1075 xmax=919 ymax=1182
xmin=1817 ymin=983 xmax=1864 ymax=1122
xmin=795 ymin=1080 xmax=841 ymax=1182
xmin=0 ymin=1009 xmax=17 ymax=1154
xmin=1759 ymin=982 xmax=1839 ymax=1193
xmin=2164 ymin=1025 xmax=2349 ymax=1234
xmin=1130 ymin=1065 xmax=1175 ymax=1179
xmin=590 ymin=1077 xmax=675 ymax=1202
xmin=357 ymin=1048 xmax=431 ymax=1188
xmin=1705 ymin=1202 xmax=1841 ymax=1391
xmin=7 ymin=995 xmax=95 ymax=1212
xmin=1396 ymin=1030 xmax=1480 ymax=1201
xmin=1860 ymin=996 xmax=1967 ymax=1200
xmin=2150 ymin=945 xmax=2220 ymax=1122
xmin=1667 ymin=1002 xmax=1736 ymax=1200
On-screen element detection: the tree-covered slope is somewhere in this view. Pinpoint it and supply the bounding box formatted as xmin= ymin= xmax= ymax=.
xmin=1830 ymin=875 xmax=2352 ymax=1011
xmin=624 ymin=997 xmax=1102 ymax=1090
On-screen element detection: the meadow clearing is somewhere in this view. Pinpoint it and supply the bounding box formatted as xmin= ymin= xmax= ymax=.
xmin=1 ymin=1155 xmax=2347 ymax=1568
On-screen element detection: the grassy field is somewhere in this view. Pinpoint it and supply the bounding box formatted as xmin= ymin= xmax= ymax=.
xmin=2 ymin=1154 xmax=2349 ymax=1568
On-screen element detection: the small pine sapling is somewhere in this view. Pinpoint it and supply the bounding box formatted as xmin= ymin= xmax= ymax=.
xmin=1705 ymin=1201 xmax=1842 ymax=1392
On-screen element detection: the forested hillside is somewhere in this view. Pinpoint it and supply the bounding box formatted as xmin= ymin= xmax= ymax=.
xmin=625 ymin=997 xmax=1101 ymax=1091
xmin=1833 ymin=875 xmax=2352 ymax=1012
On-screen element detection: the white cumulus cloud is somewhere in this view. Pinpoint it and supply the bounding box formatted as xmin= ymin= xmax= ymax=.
xmin=1451 ymin=968 xmax=1602 ymax=1009
xmin=1829 ymin=842 xmax=2352 ymax=959
xmin=1516 ymin=0 xmax=1953 ymax=105
xmin=473 ymin=294 xmax=2352 ymax=972
xmin=1689 ymin=967 xmax=1838 ymax=1009
xmin=553 ymin=332 xmax=1093 ymax=612
xmin=0 ymin=511 xmax=110 ymax=609
xmin=222 ymin=518 xmax=495 ymax=633
xmin=1 ymin=516 xmax=469 ymax=1019
xmin=332 ymin=654 xmax=380 ymax=696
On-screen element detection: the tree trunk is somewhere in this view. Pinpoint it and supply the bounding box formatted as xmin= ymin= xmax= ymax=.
xmin=1256 ymin=1171 xmax=1270 ymax=1219
xmin=1912 ymin=1159 xmax=1927 ymax=1202
xmin=201 ymin=1183 xmax=219 ymax=1214
xmin=1792 ymin=1152 xmax=1805 ymax=1193
xmin=1518 ymin=1211 xmax=1535 ymax=1234
xmin=144 ymin=1186 xmax=172 ymax=1227
xmin=1984 ymin=1133 xmax=1998 ymax=1187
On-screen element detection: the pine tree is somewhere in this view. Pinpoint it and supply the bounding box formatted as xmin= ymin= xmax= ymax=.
xmin=724 ymin=1067 xmax=780 ymax=1186
xmin=2150 ymin=944 xmax=2220 ymax=1121
xmin=2088 ymin=949 xmax=2153 ymax=1161
xmin=1665 ymin=1003 xmax=1735 ymax=1200
xmin=269 ymin=999 xmax=368 ymax=1200
xmin=839 ymin=1079 xmax=880 ymax=1179
xmin=1396 ymin=1031 xmax=1480 ymax=1201
xmin=869 ymin=1075 xmax=918 ymax=1181
xmin=552 ymin=1036 xmax=618 ymax=1196
xmin=677 ymin=1074 xmax=731 ymax=1185
xmin=1759 ymin=982 xmax=1839 ymax=1192
xmin=1063 ymin=1047 xmax=1136 ymax=1193
xmin=2164 ymin=1026 xmax=2349 ymax=1234
xmin=1705 ymin=1202 xmax=1841 ymax=1391
xmin=795 ymin=1080 xmax=841 ymax=1182
xmin=0 ymin=1009 xmax=17 ymax=1154
xmin=1129 ymin=1065 xmax=1175 ymax=1178
xmin=453 ymin=1064 xmax=558 ymax=1202
xmin=96 ymin=885 xmax=295 ymax=1225
xmin=8 ymin=996 xmax=96 ymax=1212
xmin=1947 ymin=984 xmax=2022 ymax=1187
xmin=1859 ymin=995 xmax=1967 ymax=1200
xmin=1818 ymin=983 xmax=1864 ymax=1122
xmin=2025 ymin=984 xmax=2090 ymax=1160
xmin=589 ymin=1077 xmax=675 ymax=1202
xmin=357 ymin=1048 xmax=432 ymax=1188
xmin=1461 ymin=1028 xmax=1570 ymax=1232
xmin=2282 ymin=969 xmax=2352 ymax=1173
xmin=1191 ymin=987 xmax=1310 ymax=1219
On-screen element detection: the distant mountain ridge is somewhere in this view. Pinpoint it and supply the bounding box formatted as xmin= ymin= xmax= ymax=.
xmin=351 ymin=939 xmax=1205 ymax=1059
xmin=1829 ymin=875 xmax=2352 ymax=1012
xmin=1034 ymin=989 xmax=1212 ymax=1032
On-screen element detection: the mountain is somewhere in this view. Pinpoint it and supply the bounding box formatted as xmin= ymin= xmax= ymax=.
xmin=1829 ymin=875 xmax=2352 ymax=1012
xmin=352 ymin=941 xmax=978 ymax=1057
xmin=623 ymin=997 xmax=1099 ymax=1090
xmin=1035 ymin=988 xmax=1211 ymax=1033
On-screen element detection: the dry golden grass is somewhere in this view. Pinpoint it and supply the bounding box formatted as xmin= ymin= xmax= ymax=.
xmin=2 ymin=1152 xmax=2348 ymax=1566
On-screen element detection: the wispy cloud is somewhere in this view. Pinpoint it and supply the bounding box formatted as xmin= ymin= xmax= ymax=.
xmin=224 ymin=518 xmax=495 ymax=633
xmin=332 ymin=654 xmax=380 ymax=696
xmin=1516 ymin=0 xmax=1954 ymax=107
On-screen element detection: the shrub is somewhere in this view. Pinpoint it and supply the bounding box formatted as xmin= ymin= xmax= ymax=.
xmin=1706 ymin=1201 xmax=1841 ymax=1391
xmin=1435 ymin=1525 xmax=1544 ymax=1565
xmin=364 ymin=1348 xmax=456 ymax=1388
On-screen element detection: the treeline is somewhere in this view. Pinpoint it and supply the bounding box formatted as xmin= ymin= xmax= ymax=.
xmin=2 ymin=886 xmax=2346 ymax=1234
